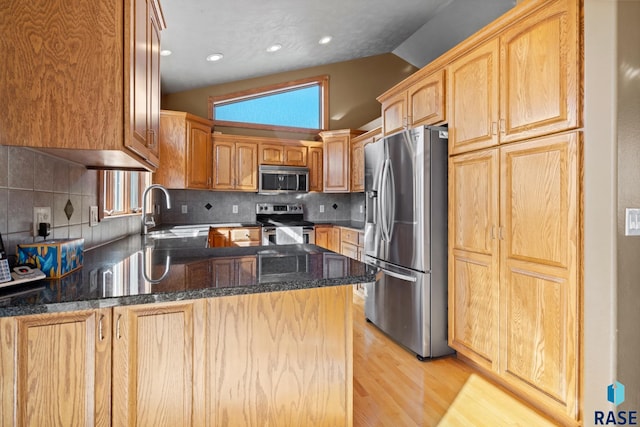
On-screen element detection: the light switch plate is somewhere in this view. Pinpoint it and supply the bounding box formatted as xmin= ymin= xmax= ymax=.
xmin=232 ymin=205 xmax=238 ymax=214
xmin=625 ymin=208 xmax=640 ymax=236
xmin=181 ymin=205 xmax=188 ymax=214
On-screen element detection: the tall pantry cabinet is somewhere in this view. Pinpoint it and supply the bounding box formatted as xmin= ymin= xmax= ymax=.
xmin=445 ymin=0 xmax=582 ymax=424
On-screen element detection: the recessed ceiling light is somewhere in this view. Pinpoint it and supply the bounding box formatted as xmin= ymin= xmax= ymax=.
xmin=318 ymin=36 xmax=332 ymax=45
xmin=206 ymin=53 xmax=224 ymax=62
xmin=266 ymin=44 xmax=282 ymax=53
xmin=160 ymin=49 xmax=172 ymax=56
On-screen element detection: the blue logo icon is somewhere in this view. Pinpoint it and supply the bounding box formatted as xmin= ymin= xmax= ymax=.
xmin=608 ymin=381 xmax=626 ymax=406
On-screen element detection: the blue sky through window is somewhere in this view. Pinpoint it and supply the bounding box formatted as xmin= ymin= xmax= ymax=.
xmin=215 ymin=85 xmax=321 ymax=129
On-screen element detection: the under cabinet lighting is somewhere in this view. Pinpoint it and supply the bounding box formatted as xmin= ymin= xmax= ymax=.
xmin=318 ymin=36 xmax=332 ymax=45
xmin=160 ymin=49 xmax=172 ymax=56
xmin=266 ymin=44 xmax=282 ymax=53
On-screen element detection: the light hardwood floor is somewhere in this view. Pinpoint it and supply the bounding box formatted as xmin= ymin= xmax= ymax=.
xmin=352 ymin=294 xmax=558 ymax=427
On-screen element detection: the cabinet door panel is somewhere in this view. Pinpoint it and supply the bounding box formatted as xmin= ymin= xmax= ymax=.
xmin=409 ymin=69 xmax=446 ymax=127
xmin=0 ymin=309 xmax=112 ymax=427
xmin=323 ymin=136 xmax=349 ymax=192
xmin=212 ymin=141 xmax=234 ymax=189
xmin=308 ymin=147 xmax=323 ymax=192
xmin=500 ymin=0 xmax=579 ymax=143
xmin=187 ymin=122 xmax=212 ymax=189
xmin=500 ymin=132 xmax=580 ymax=418
xmin=112 ymin=301 xmax=206 ymax=427
xmin=235 ymin=142 xmax=258 ymax=191
xmin=448 ymin=149 xmax=500 ymax=370
xmin=381 ymin=92 xmax=406 ymax=136
xmin=259 ymin=144 xmax=284 ymax=164
xmin=284 ymin=146 xmax=307 ymax=166
xmin=448 ymin=39 xmax=500 ymax=154
xmin=147 ymin=10 xmax=162 ymax=166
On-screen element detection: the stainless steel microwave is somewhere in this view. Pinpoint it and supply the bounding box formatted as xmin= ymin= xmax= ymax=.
xmin=258 ymin=165 xmax=309 ymax=194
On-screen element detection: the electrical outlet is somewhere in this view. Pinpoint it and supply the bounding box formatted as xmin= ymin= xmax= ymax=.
xmin=181 ymin=205 xmax=188 ymax=214
xmin=359 ymin=205 xmax=364 ymax=213
xmin=33 ymin=207 xmax=52 ymax=236
xmin=89 ymin=206 xmax=99 ymax=227
xmin=319 ymin=205 xmax=324 ymax=213
xmin=232 ymin=205 xmax=238 ymax=214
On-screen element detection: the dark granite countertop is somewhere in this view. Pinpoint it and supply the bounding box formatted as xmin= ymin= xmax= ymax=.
xmin=0 ymin=234 xmax=377 ymax=318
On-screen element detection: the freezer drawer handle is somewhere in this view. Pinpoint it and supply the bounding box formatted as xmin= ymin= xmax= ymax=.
xmin=380 ymin=267 xmax=417 ymax=282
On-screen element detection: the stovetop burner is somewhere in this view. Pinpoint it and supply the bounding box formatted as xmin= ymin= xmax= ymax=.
xmin=256 ymin=203 xmax=314 ymax=228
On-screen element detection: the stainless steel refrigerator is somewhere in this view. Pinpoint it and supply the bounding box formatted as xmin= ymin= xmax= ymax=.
xmin=363 ymin=125 xmax=453 ymax=360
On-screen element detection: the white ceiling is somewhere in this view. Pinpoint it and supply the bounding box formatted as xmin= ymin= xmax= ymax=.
xmin=159 ymin=0 xmax=516 ymax=94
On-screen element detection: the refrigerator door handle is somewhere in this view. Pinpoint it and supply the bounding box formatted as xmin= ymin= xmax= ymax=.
xmin=380 ymin=267 xmax=417 ymax=282
xmin=380 ymin=159 xmax=391 ymax=241
xmin=387 ymin=160 xmax=396 ymax=240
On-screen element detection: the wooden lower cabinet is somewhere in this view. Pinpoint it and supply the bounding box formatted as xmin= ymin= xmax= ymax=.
xmin=0 ymin=309 xmax=112 ymax=426
xmin=315 ymin=225 xmax=341 ymax=253
xmin=0 ymin=285 xmax=354 ymax=427
xmin=449 ymin=131 xmax=581 ymax=423
xmin=206 ymin=285 xmax=353 ymax=426
xmin=112 ymin=300 xmax=207 ymax=427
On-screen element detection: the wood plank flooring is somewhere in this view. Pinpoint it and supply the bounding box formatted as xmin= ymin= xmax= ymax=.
xmin=352 ymin=294 xmax=558 ymax=426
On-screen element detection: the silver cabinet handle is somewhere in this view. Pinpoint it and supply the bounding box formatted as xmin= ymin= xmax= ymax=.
xmin=98 ymin=314 xmax=105 ymax=341
xmin=116 ymin=314 xmax=122 ymax=340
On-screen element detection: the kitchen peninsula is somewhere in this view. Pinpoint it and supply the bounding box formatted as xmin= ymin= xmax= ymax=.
xmin=0 ymin=235 xmax=376 ymax=426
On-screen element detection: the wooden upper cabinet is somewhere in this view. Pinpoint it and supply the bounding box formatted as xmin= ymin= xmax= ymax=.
xmin=408 ymin=69 xmax=446 ymax=128
xmin=380 ymin=91 xmax=407 ymax=136
xmin=259 ymin=143 xmax=308 ymax=166
xmin=284 ymin=145 xmax=307 ymax=166
xmin=0 ymin=309 xmax=113 ymax=426
xmin=127 ymin=0 xmax=163 ymax=167
xmin=319 ymin=129 xmax=364 ymax=193
xmin=259 ymin=144 xmax=284 ymax=164
xmin=235 ymin=142 xmax=259 ymax=190
xmin=112 ymin=300 xmax=207 ymax=426
xmin=448 ymin=0 xmax=580 ymax=154
xmin=0 ymin=0 xmax=166 ymax=170
xmin=447 ymin=38 xmax=500 ymax=155
xmin=351 ymin=127 xmax=381 ymax=192
xmin=308 ymin=147 xmax=323 ymax=192
xmin=499 ymin=0 xmax=580 ymax=143
xmin=212 ymin=139 xmax=235 ymax=190
xmin=212 ymin=136 xmax=258 ymax=191
xmin=379 ymin=69 xmax=446 ymax=136
xmin=156 ymin=110 xmax=214 ymax=189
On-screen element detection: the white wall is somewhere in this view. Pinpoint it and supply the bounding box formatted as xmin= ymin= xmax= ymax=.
xmin=583 ymin=0 xmax=618 ymax=419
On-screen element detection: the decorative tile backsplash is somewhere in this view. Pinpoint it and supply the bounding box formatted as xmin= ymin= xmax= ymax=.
xmin=160 ymin=191 xmax=365 ymax=225
xmin=0 ymin=146 xmax=141 ymax=258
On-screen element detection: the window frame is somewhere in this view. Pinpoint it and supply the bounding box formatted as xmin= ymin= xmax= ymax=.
xmin=99 ymin=170 xmax=150 ymax=219
xmin=208 ymin=75 xmax=329 ymax=133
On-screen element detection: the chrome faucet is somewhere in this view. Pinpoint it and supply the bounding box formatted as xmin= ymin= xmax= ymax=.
xmin=141 ymin=184 xmax=171 ymax=235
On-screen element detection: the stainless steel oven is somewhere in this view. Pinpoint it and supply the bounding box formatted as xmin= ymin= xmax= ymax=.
xmin=256 ymin=203 xmax=315 ymax=246
xmin=261 ymin=226 xmax=315 ymax=245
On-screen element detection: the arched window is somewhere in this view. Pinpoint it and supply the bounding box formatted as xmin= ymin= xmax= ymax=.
xmin=209 ymin=75 xmax=329 ymax=132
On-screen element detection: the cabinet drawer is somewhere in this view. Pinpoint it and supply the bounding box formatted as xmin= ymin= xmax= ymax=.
xmin=340 ymin=242 xmax=359 ymax=260
xmin=340 ymin=228 xmax=359 ymax=245
xmin=229 ymin=227 xmax=261 ymax=244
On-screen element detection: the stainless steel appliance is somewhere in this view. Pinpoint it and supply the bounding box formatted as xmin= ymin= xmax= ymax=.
xmin=363 ymin=125 xmax=453 ymax=360
xmin=258 ymin=165 xmax=309 ymax=194
xmin=256 ymin=203 xmax=315 ymax=245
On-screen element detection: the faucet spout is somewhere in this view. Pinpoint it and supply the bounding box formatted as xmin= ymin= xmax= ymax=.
xmin=141 ymin=184 xmax=171 ymax=235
